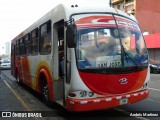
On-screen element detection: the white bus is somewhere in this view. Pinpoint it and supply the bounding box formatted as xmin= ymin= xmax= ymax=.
xmin=11 ymin=2 xmax=150 ymax=112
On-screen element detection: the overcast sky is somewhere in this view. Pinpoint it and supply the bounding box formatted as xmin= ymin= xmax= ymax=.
xmin=0 ymin=0 xmax=109 ymax=55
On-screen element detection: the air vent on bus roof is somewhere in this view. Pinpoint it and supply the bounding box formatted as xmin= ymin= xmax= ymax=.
xmin=71 ymin=4 xmax=78 ymax=8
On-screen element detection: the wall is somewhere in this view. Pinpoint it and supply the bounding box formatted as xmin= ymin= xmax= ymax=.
xmin=136 ymin=0 xmax=160 ymax=34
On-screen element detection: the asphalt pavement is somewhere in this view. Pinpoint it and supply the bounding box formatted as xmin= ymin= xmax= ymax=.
xmin=0 ymin=71 xmax=35 ymax=120
xmin=0 ymin=75 xmax=26 ymax=111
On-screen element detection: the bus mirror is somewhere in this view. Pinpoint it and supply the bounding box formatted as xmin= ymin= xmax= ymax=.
xmin=66 ymin=24 xmax=77 ymax=48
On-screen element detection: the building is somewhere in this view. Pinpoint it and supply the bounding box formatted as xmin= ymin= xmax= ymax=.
xmin=111 ymin=0 xmax=160 ymax=34
xmin=112 ymin=0 xmax=135 ymax=14
xmin=144 ymin=34 xmax=160 ymax=63
xmin=5 ymin=42 xmax=10 ymax=57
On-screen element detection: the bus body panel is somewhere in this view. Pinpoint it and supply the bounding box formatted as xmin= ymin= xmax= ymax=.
xmin=14 ymin=53 xmax=55 ymax=101
xmin=78 ymin=69 xmax=147 ymax=95
xmin=66 ymin=89 xmax=149 ymax=112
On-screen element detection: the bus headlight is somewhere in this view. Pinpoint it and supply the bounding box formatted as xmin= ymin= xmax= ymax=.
xmin=68 ymin=91 xmax=96 ymax=98
xmin=68 ymin=92 xmax=76 ymax=97
xmin=88 ymin=92 xmax=94 ymax=97
xmin=79 ymin=91 xmax=87 ymax=97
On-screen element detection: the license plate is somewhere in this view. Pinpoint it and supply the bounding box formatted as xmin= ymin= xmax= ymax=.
xmin=119 ymin=98 xmax=128 ymax=105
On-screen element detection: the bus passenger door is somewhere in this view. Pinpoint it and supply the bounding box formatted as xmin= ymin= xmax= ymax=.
xmin=52 ymin=20 xmax=65 ymax=105
xmin=11 ymin=44 xmax=16 ymax=76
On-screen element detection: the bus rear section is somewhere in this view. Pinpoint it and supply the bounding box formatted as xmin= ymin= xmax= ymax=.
xmin=65 ymin=13 xmax=150 ymax=112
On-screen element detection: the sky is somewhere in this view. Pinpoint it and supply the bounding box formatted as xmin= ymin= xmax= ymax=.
xmin=0 ymin=0 xmax=110 ymax=55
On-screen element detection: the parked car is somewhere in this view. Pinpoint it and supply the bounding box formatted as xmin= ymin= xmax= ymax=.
xmin=149 ymin=59 xmax=160 ymax=73
xmin=0 ymin=59 xmax=11 ymax=70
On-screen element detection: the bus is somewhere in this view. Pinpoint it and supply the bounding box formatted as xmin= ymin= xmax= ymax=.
xmin=11 ymin=2 xmax=150 ymax=112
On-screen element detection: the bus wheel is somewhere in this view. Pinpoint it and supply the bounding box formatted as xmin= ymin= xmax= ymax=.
xmin=42 ymin=81 xmax=51 ymax=105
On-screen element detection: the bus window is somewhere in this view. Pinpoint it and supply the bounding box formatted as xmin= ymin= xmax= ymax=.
xmin=24 ymin=33 xmax=31 ymax=55
xmin=16 ymin=40 xmax=20 ymax=56
xmin=19 ymin=38 xmax=25 ymax=55
xmin=31 ymin=28 xmax=39 ymax=55
xmin=77 ymin=28 xmax=120 ymax=68
xmin=39 ymin=20 xmax=51 ymax=55
xmin=115 ymin=15 xmax=148 ymax=66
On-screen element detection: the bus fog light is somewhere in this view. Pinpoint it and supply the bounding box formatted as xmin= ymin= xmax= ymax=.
xmin=88 ymin=92 xmax=94 ymax=97
xmin=79 ymin=91 xmax=87 ymax=97
xmin=68 ymin=93 xmax=76 ymax=97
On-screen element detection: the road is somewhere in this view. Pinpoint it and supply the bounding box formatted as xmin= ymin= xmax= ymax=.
xmin=0 ymin=70 xmax=160 ymax=120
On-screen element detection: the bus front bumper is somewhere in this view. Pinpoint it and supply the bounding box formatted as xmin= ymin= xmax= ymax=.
xmin=66 ymin=89 xmax=149 ymax=112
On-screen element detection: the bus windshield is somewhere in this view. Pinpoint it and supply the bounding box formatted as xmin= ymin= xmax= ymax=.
xmin=73 ymin=14 xmax=148 ymax=69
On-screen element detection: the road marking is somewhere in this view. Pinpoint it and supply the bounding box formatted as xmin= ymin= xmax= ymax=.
xmin=149 ymin=81 xmax=157 ymax=84
xmin=2 ymin=78 xmax=31 ymax=111
xmin=147 ymin=98 xmax=160 ymax=104
xmin=2 ymin=76 xmax=40 ymax=120
xmin=149 ymin=88 xmax=160 ymax=92
xmin=114 ymin=108 xmax=149 ymax=120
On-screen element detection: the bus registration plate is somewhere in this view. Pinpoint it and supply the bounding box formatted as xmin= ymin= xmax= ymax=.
xmin=119 ymin=98 xmax=128 ymax=105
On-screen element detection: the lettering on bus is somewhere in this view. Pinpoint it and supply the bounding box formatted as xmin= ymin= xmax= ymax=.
xmin=97 ymin=61 xmax=121 ymax=68
xmin=117 ymin=21 xmax=139 ymax=30
xmin=96 ymin=55 xmax=121 ymax=68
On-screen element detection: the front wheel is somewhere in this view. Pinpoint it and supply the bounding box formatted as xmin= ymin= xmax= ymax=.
xmin=42 ymin=81 xmax=51 ymax=105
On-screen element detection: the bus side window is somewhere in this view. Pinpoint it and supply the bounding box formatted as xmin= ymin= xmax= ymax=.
xmin=24 ymin=33 xmax=31 ymax=55
xmin=16 ymin=40 xmax=20 ymax=56
xmin=39 ymin=20 xmax=51 ymax=55
xmin=19 ymin=38 xmax=25 ymax=55
xmin=31 ymin=28 xmax=39 ymax=55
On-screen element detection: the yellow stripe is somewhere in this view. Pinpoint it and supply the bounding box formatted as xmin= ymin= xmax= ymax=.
xmin=32 ymin=61 xmax=55 ymax=89
xmin=3 ymin=78 xmax=40 ymax=120
xmin=3 ymin=79 xmax=31 ymax=111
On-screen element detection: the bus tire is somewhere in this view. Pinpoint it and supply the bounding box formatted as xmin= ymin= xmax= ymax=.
xmin=41 ymin=79 xmax=51 ymax=105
